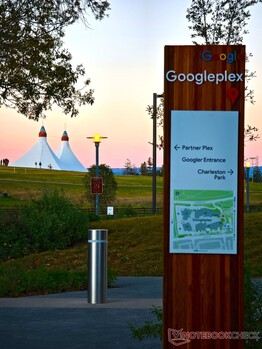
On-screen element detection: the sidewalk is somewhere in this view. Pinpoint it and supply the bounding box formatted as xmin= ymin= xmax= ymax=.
xmin=0 ymin=277 xmax=162 ymax=349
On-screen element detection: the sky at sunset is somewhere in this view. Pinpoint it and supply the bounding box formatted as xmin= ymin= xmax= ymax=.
xmin=1 ymin=0 xmax=262 ymax=169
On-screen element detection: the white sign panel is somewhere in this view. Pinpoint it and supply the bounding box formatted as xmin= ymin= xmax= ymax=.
xmin=107 ymin=206 xmax=114 ymax=215
xmin=170 ymin=111 xmax=238 ymax=254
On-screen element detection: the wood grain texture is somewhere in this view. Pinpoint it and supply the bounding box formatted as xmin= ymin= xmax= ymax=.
xmin=163 ymin=45 xmax=245 ymax=349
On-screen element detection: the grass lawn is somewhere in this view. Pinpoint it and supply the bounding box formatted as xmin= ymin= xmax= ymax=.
xmin=0 ymin=166 xmax=163 ymax=207
xmin=244 ymin=211 xmax=262 ymax=277
xmin=0 ymin=215 xmax=162 ymax=296
xmin=0 ymin=212 xmax=261 ymax=297
xmin=0 ymin=166 xmax=261 ymax=297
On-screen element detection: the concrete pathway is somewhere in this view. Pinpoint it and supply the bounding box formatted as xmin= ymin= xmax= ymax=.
xmin=0 ymin=277 xmax=162 ymax=349
xmin=1 ymin=277 xmax=260 ymax=349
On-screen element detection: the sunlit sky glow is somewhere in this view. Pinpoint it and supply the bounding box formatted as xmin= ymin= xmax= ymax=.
xmin=1 ymin=0 xmax=262 ymax=168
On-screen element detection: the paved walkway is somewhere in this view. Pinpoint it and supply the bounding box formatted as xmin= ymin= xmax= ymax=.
xmin=0 ymin=277 xmax=162 ymax=349
xmin=1 ymin=277 xmax=260 ymax=349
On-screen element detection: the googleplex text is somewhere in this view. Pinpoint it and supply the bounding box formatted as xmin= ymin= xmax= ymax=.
xmin=166 ymin=70 xmax=243 ymax=85
xmin=166 ymin=49 xmax=244 ymax=85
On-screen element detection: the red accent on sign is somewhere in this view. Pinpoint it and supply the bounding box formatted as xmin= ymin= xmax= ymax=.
xmin=91 ymin=177 xmax=103 ymax=194
xmin=227 ymin=87 xmax=239 ymax=104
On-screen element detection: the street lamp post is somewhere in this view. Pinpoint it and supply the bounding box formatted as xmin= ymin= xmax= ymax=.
xmin=94 ymin=134 xmax=100 ymax=215
xmin=87 ymin=133 xmax=107 ymax=215
xmin=246 ymin=161 xmax=251 ymax=212
xmin=152 ymin=93 xmax=163 ymax=214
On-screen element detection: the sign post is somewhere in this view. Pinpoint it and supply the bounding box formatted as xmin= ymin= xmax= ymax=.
xmin=91 ymin=177 xmax=103 ymax=195
xmin=163 ymin=45 xmax=245 ymax=348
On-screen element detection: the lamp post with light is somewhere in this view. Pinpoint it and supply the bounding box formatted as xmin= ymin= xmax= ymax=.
xmin=246 ymin=161 xmax=251 ymax=211
xmin=87 ymin=133 xmax=107 ymax=215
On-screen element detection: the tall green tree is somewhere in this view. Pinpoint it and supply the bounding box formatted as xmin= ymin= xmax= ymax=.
xmin=186 ymin=0 xmax=261 ymax=45
xmin=186 ymin=0 xmax=262 ymax=104
xmin=83 ymin=164 xmax=117 ymax=209
xmin=0 ymin=0 xmax=110 ymax=120
xmin=140 ymin=161 xmax=148 ymax=176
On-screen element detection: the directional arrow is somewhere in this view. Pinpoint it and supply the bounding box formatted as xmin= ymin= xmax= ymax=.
xmin=174 ymin=144 xmax=180 ymax=151
xmin=227 ymin=169 xmax=234 ymax=175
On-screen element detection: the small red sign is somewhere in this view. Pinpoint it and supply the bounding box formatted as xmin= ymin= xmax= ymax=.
xmin=91 ymin=177 xmax=103 ymax=194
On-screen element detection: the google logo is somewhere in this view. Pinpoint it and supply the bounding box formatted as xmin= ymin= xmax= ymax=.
xmin=202 ymin=50 xmax=245 ymax=64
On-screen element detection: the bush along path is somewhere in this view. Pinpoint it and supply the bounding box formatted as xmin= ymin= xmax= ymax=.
xmin=0 ymin=191 xmax=90 ymax=261
xmin=129 ymin=267 xmax=262 ymax=349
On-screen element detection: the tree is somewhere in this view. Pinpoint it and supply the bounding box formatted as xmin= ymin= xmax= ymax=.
xmin=0 ymin=0 xmax=110 ymax=120
xmin=83 ymin=164 xmax=117 ymax=209
xmin=147 ymin=157 xmax=153 ymax=174
xmin=244 ymin=125 xmax=260 ymax=142
xmin=140 ymin=159 xmax=162 ymax=176
xmin=123 ymin=158 xmax=137 ymax=175
xmin=147 ymin=1 xmax=261 ymax=148
xmin=140 ymin=161 xmax=148 ymax=176
xmin=186 ymin=0 xmax=261 ymax=104
xmin=186 ymin=0 xmax=261 ymax=45
xmin=2 ymin=158 xmax=9 ymax=166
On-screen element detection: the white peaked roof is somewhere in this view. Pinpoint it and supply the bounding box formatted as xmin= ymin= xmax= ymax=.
xmin=11 ymin=126 xmax=66 ymax=170
xmin=55 ymin=130 xmax=87 ymax=172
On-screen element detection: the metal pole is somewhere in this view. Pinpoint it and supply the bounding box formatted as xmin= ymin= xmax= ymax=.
xmin=152 ymin=93 xmax=157 ymax=214
xmin=246 ymin=167 xmax=250 ymax=211
xmin=88 ymin=229 xmax=108 ymax=304
xmin=95 ymin=142 xmax=99 ymax=215
xmin=249 ymin=157 xmax=256 ymax=182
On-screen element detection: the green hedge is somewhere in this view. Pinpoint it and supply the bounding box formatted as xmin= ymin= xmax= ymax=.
xmin=0 ymin=191 xmax=90 ymax=260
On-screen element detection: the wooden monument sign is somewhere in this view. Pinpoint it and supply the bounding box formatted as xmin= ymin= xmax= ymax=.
xmin=163 ymin=45 xmax=245 ymax=348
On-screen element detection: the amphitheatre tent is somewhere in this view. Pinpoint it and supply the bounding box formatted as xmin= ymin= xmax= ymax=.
xmin=11 ymin=127 xmax=87 ymax=172
xmin=55 ymin=130 xmax=87 ymax=172
xmin=11 ymin=126 xmax=66 ymax=170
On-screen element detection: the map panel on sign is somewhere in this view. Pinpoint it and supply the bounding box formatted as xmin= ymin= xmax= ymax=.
xmin=169 ymin=110 xmax=238 ymax=254
xmin=171 ymin=190 xmax=237 ymax=254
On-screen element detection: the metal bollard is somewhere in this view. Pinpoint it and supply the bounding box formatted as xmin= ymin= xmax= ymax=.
xmin=88 ymin=229 xmax=108 ymax=304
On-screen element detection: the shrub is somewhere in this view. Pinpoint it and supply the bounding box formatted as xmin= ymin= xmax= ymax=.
xmin=130 ymin=265 xmax=262 ymax=348
xmin=115 ymin=206 xmax=137 ymax=218
xmin=0 ymin=263 xmax=117 ymax=297
xmin=83 ymin=164 xmax=117 ymax=209
xmin=0 ymin=191 xmax=89 ymax=260
xmin=129 ymin=306 xmax=162 ymax=341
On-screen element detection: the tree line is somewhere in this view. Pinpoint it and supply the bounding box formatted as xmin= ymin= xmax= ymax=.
xmin=123 ymin=158 xmax=163 ymax=176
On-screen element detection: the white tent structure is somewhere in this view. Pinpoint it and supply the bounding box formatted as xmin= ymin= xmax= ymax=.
xmin=12 ymin=126 xmax=66 ymax=170
xmin=56 ymin=130 xmax=87 ymax=172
